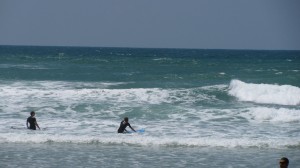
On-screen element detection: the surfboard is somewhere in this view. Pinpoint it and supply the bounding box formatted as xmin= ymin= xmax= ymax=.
xmin=10 ymin=126 xmax=47 ymax=130
xmin=127 ymin=128 xmax=145 ymax=133
xmin=10 ymin=126 xmax=25 ymax=130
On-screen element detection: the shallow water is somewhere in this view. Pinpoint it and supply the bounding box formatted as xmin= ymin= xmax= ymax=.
xmin=1 ymin=143 xmax=299 ymax=168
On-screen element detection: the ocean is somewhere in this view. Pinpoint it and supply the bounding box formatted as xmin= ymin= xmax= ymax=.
xmin=0 ymin=45 xmax=299 ymax=167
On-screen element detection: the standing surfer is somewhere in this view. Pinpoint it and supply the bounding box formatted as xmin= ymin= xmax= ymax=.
xmin=26 ymin=111 xmax=40 ymax=130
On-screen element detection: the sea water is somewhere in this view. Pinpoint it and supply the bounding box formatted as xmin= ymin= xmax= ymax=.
xmin=0 ymin=46 xmax=299 ymax=167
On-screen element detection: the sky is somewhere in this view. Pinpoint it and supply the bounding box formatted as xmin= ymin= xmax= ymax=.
xmin=0 ymin=0 xmax=300 ymax=50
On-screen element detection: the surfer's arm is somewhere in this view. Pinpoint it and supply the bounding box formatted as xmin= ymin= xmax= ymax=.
xmin=129 ymin=126 xmax=136 ymax=132
xmin=35 ymin=121 xmax=40 ymax=130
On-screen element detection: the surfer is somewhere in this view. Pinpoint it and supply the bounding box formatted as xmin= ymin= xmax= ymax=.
xmin=117 ymin=117 xmax=136 ymax=133
xmin=279 ymin=157 xmax=289 ymax=168
xmin=26 ymin=111 xmax=40 ymax=130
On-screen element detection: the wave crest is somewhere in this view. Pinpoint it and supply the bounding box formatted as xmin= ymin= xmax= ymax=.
xmin=0 ymin=133 xmax=299 ymax=149
xmin=228 ymin=80 xmax=300 ymax=106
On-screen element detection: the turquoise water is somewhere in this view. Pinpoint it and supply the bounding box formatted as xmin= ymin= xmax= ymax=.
xmin=0 ymin=46 xmax=300 ymax=167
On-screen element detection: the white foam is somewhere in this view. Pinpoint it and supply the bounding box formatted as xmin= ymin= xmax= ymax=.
xmin=1 ymin=108 xmax=299 ymax=149
xmin=0 ymin=81 xmax=224 ymax=115
xmin=2 ymin=114 xmax=299 ymax=149
xmin=228 ymin=80 xmax=300 ymax=105
xmin=0 ymin=132 xmax=298 ymax=149
xmin=152 ymin=58 xmax=173 ymax=61
xmin=0 ymin=64 xmax=49 ymax=69
xmin=242 ymin=107 xmax=300 ymax=123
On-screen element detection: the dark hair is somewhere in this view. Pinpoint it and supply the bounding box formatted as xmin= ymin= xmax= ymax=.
xmin=124 ymin=117 xmax=128 ymax=121
xmin=280 ymin=157 xmax=289 ymax=166
xmin=30 ymin=111 xmax=35 ymax=116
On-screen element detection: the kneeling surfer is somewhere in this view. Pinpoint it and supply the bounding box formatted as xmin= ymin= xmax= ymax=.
xmin=118 ymin=117 xmax=135 ymax=133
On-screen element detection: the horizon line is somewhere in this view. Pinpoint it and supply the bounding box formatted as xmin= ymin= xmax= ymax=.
xmin=0 ymin=44 xmax=299 ymax=52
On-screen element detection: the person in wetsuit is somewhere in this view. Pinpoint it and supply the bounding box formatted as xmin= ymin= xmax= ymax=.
xmin=26 ymin=111 xmax=40 ymax=130
xmin=117 ymin=117 xmax=135 ymax=133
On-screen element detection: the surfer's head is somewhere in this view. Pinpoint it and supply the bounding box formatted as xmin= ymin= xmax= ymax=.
xmin=30 ymin=111 xmax=35 ymax=116
xmin=279 ymin=157 xmax=289 ymax=168
xmin=124 ymin=117 xmax=129 ymax=122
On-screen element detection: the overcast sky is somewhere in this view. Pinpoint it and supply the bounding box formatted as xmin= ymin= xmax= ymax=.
xmin=0 ymin=0 xmax=299 ymax=50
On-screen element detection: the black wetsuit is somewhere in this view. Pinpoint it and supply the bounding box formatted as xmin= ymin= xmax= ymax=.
xmin=118 ymin=121 xmax=131 ymax=133
xmin=27 ymin=116 xmax=37 ymax=130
